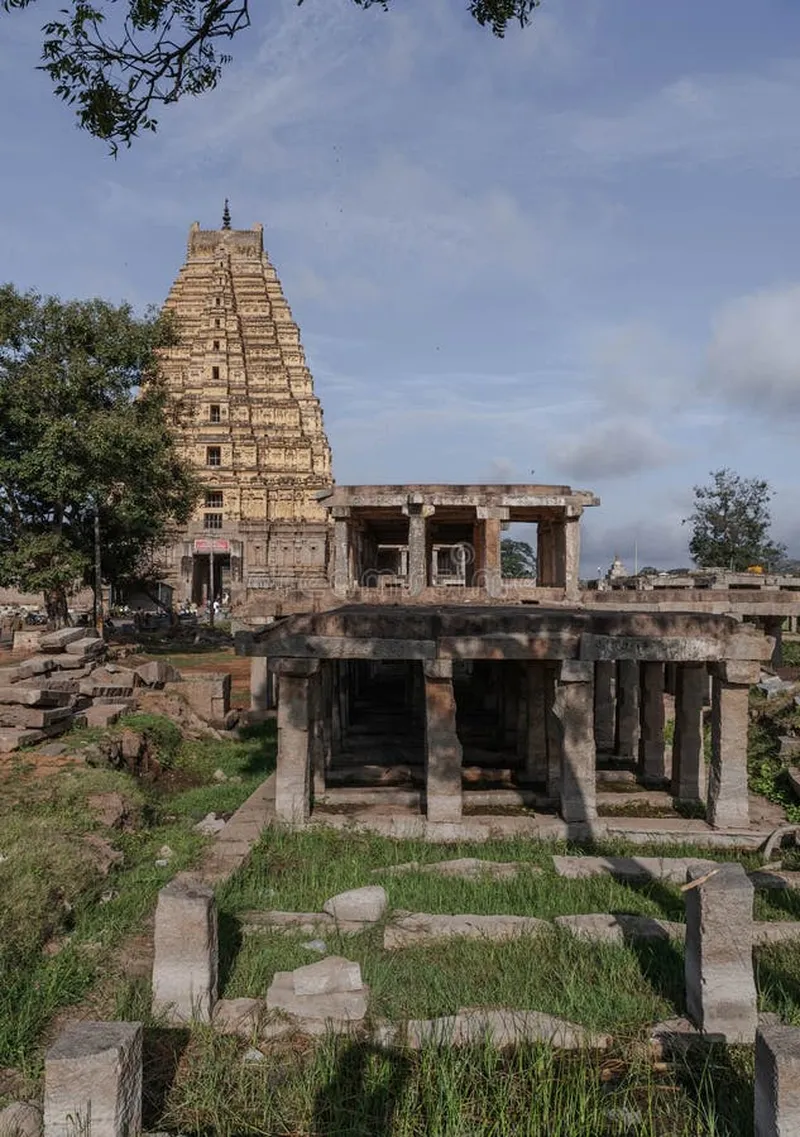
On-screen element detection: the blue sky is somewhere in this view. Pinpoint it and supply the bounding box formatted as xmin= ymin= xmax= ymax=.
xmin=3 ymin=0 xmax=800 ymax=574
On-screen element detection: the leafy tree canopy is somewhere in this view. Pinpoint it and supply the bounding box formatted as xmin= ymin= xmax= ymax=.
xmin=501 ymin=537 xmax=536 ymax=579
xmin=1 ymin=0 xmax=540 ymax=152
xmin=683 ymin=468 xmax=787 ymax=573
xmin=0 ymin=284 xmax=200 ymax=624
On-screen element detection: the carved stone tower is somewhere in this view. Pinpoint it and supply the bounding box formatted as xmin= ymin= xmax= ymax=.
xmin=159 ymin=217 xmax=333 ymax=610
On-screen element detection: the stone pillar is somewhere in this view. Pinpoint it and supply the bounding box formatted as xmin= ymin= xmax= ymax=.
xmin=707 ymin=661 xmax=756 ymax=829
xmin=563 ymin=510 xmax=582 ymax=599
xmin=639 ymin=662 xmax=666 ymax=785
xmin=537 ymin=522 xmax=557 ymax=587
xmin=332 ymin=509 xmax=350 ymax=596
xmin=544 ymin=664 xmax=562 ymax=800
xmin=274 ymin=659 xmax=319 ymax=825
xmin=405 ymin=504 xmax=432 ymax=596
xmin=503 ymin=662 xmax=519 ymax=749
xmin=554 ymin=661 xmax=596 ymax=824
xmin=423 ymin=659 xmax=462 ymax=823
xmin=671 ymin=664 xmax=706 ymax=802
xmin=309 ymin=668 xmax=326 ymax=799
xmin=152 ymin=876 xmax=218 ymax=1024
xmin=44 ymin=1022 xmax=142 ymax=1137
xmin=524 ymin=662 xmax=549 ymax=782
xmin=476 ymin=506 xmax=508 ymax=597
xmin=249 ymin=655 xmax=272 ymax=713
xmin=593 ymin=661 xmax=615 ymax=753
xmin=755 ymin=1022 xmax=800 ymax=1137
xmin=684 ymin=862 xmax=757 ymax=1043
xmin=764 ymin=616 xmax=784 ymax=669
xmin=615 ymin=660 xmax=640 ymax=760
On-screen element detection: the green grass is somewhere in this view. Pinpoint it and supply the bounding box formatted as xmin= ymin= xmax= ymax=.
xmin=0 ymin=720 xmax=276 ymax=1082
xmin=152 ymin=1030 xmax=754 ymax=1137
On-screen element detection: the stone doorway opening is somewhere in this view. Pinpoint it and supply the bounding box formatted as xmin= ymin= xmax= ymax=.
xmin=191 ymin=553 xmax=231 ymax=606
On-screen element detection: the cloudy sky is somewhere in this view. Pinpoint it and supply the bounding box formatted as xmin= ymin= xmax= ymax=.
xmin=2 ymin=0 xmax=800 ymax=575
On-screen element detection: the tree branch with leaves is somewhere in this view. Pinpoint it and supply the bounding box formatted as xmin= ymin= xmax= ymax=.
xmin=1 ymin=0 xmax=540 ymax=151
xmin=683 ymin=468 xmax=787 ymax=573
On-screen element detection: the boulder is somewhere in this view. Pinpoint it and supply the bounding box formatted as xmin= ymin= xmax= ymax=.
xmin=0 ymin=1102 xmax=42 ymax=1137
xmin=87 ymin=791 xmax=135 ymax=829
xmin=134 ymin=660 xmax=180 ymax=688
xmin=194 ymin=813 xmax=226 ymax=836
xmin=323 ymin=886 xmax=387 ymax=924
xmin=212 ymin=998 xmax=264 ymax=1037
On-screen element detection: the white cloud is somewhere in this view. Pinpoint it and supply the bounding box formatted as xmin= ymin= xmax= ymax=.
xmin=547 ymin=416 xmax=677 ymax=481
xmin=564 ymin=61 xmax=800 ymax=174
xmin=707 ymin=284 xmax=800 ymax=415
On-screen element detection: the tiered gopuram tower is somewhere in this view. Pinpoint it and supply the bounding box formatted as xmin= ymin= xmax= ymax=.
xmin=158 ymin=210 xmax=333 ymax=610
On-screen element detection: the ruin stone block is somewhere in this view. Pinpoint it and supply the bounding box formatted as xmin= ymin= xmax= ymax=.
xmin=708 ymin=677 xmax=750 ymax=829
xmin=684 ymin=862 xmax=757 ymax=1043
xmin=65 ymin=637 xmax=104 ymax=657
xmin=39 ymin=627 xmax=89 ymax=652
xmin=755 ymin=1022 xmax=800 ymax=1137
xmin=43 ymin=1020 xmax=142 ymax=1137
xmin=152 ymin=876 xmax=217 ymax=1024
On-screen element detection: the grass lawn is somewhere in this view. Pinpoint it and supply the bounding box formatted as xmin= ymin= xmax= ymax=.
xmin=0 ymin=716 xmax=275 ymax=1088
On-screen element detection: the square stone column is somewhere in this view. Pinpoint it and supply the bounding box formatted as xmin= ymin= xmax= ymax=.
xmin=639 ymin=662 xmax=666 ymax=785
xmin=152 ymin=876 xmax=218 ymax=1024
xmin=404 ymin=503 xmax=433 ymax=596
xmin=684 ymin=862 xmax=757 ymax=1043
xmin=593 ymin=661 xmax=615 ymax=753
xmin=671 ymin=663 xmax=706 ymax=802
xmin=615 ymin=660 xmax=640 ymax=760
xmin=524 ymin=662 xmax=549 ymax=782
xmin=476 ymin=506 xmax=508 ymax=597
xmin=755 ymin=1022 xmax=800 ymax=1137
xmin=536 ymin=522 xmax=556 ymax=587
xmin=250 ymin=655 xmax=271 ymax=712
xmin=275 ymin=659 xmax=320 ymax=825
xmin=423 ymin=659 xmax=462 ymax=823
xmin=332 ymin=508 xmax=351 ymax=596
xmin=563 ymin=510 xmax=582 ymax=599
xmin=708 ymin=662 xmax=756 ymax=829
xmin=44 ymin=1021 xmax=142 ymax=1137
xmin=554 ymin=661 xmax=596 ymax=823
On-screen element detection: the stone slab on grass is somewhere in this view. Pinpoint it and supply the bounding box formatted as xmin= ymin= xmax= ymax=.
xmin=266 ymin=970 xmax=368 ymax=1034
xmin=375 ymin=1008 xmax=611 ymax=1051
xmin=240 ymin=911 xmax=338 ymax=936
xmin=384 ymin=912 xmax=548 ymax=950
xmin=554 ymin=913 xmax=685 ymax=944
xmin=292 ymin=957 xmax=363 ymax=997
xmin=323 ymin=886 xmax=387 ymax=924
xmin=375 ymin=858 xmax=532 ymax=881
xmin=212 ymin=998 xmax=263 ymax=1037
xmin=552 ymin=855 xmax=717 ymax=884
xmin=134 ymin=660 xmax=180 ymax=688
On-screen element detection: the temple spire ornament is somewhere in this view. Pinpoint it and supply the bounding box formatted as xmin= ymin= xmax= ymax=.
xmin=222 ymin=199 xmax=231 ymax=229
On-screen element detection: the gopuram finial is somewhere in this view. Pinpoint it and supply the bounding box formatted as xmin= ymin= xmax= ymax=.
xmin=222 ymin=199 xmax=231 ymax=229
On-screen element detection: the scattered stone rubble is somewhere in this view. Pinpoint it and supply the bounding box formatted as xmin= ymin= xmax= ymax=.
xmin=0 ymin=627 xmax=233 ymax=752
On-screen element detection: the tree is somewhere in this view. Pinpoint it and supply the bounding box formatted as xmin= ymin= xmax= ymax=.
xmin=1 ymin=0 xmax=540 ymax=152
xmin=0 ymin=285 xmax=200 ymax=625
xmin=683 ymin=468 xmax=786 ymax=573
xmin=501 ymin=537 xmax=536 ymax=578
